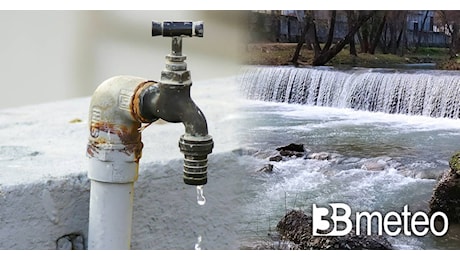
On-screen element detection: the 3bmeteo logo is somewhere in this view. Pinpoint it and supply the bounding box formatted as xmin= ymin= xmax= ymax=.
xmin=312 ymin=203 xmax=449 ymax=237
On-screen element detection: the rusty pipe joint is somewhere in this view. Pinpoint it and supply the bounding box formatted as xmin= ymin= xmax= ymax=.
xmin=87 ymin=76 xmax=156 ymax=183
xmin=86 ymin=76 xmax=159 ymax=250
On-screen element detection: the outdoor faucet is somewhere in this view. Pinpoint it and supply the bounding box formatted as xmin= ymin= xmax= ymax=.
xmin=134 ymin=21 xmax=214 ymax=185
xmin=86 ymin=21 xmax=213 ymax=249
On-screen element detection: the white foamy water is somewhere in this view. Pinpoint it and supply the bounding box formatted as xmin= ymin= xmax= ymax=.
xmin=240 ymin=66 xmax=460 ymax=119
xmin=237 ymin=93 xmax=460 ymax=250
xmin=245 ymin=100 xmax=460 ymax=133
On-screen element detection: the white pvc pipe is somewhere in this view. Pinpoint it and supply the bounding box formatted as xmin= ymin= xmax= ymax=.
xmin=88 ymin=181 xmax=134 ymax=250
xmin=87 ymin=76 xmax=148 ymax=250
xmin=87 ymin=149 xmax=139 ymax=249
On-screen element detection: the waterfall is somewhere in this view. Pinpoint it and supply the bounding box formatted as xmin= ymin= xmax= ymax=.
xmin=239 ymin=66 xmax=460 ymax=119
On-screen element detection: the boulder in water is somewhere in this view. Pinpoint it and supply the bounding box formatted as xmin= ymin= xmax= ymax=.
xmin=361 ymin=160 xmax=387 ymax=171
xmin=276 ymin=143 xmax=305 ymax=153
xmin=306 ymin=152 xmax=331 ymax=161
xmin=429 ymin=151 xmax=460 ymax=223
xmin=276 ymin=210 xmax=392 ymax=250
xmin=269 ymin=155 xmax=283 ymax=162
xmin=279 ymin=150 xmax=304 ymax=157
xmin=257 ymin=164 xmax=274 ymax=173
xmin=269 ymin=143 xmax=306 ymax=158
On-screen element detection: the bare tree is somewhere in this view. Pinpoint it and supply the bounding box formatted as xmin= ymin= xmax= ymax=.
xmin=346 ymin=11 xmax=357 ymax=56
xmin=415 ymin=10 xmax=430 ymax=51
xmin=323 ymin=11 xmax=337 ymax=52
xmin=381 ymin=11 xmax=408 ymax=55
xmin=369 ymin=12 xmax=387 ymax=54
xmin=291 ymin=11 xmax=311 ymax=65
xmin=436 ymin=10 xmax=460 ymax=58
xmin=357 ymin=11 xmax=387 ymax=54
xmin=312 ymin=11 xmax=376 ymax=66
xmin=291 ymin=10 xmax=376 ymax=66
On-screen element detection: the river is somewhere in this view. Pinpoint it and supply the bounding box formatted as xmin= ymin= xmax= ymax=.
xmin=134 ymin=67 xmax=460 ymax=250
xmin=234 ymin=66 xmax=460 ymax=249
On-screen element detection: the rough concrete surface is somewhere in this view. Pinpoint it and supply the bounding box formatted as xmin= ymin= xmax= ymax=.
xmin=0 ymin=76 xmax=244 ymax=249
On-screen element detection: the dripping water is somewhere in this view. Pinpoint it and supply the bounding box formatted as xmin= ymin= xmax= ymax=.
xmin=194 ymin=235 xmax=202 ymax=250
xmin=196 ymin=185 xmax=206 ymax=206
xmin=195 ymin=185 xmax=205 ymax=249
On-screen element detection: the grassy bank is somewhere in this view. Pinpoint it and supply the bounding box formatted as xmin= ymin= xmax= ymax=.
xmin=244 ymin=43 xmax=460 ymax=70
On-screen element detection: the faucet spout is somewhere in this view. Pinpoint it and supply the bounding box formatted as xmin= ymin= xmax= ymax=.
xmin=133 ymin=80 xmax=214 ymax=185
xmin=137 ymin=82 xmax=208 ymax=135
xmin=180 ymin=96 xmax=209 ymax=137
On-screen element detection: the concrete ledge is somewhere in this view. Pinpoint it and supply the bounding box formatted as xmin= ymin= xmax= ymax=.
xmin=0 ymin=76 xmax=244 ymax=249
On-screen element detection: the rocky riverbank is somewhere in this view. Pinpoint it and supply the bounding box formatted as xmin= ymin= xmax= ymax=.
xmin=429 ymin=151 xmax=460 ymax=223
xmin=276 ymin=210 xmax=392 ymax=250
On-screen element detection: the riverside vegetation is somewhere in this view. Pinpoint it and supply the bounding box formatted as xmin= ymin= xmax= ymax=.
xmin=245 ymin=43 xmax=460 ymax=70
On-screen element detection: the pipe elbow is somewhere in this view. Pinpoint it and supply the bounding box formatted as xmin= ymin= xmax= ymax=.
xmin=87 ymin=76 xmax=152 ymax=167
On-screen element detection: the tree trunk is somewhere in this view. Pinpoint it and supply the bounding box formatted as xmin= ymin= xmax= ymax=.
xmin=291 ymin=18 xmax=311 ymax=65
xmin=305 ymin=36 xmax=313 ymax=50
xmin=369 ymin=14 xmax=386 ymax=54
xmin=389 ymin=24 xmax=398 ymax=54
xmin=395 ymin=28 xmax=404 ymax=55
xmin=450 ymin=23 xmax=459 ymax=58
xmin=313 ymin=11 xmax=375 ymax=66
xmin=357 ymin=29 xmax=366 ymax=53
xmin=347 ymin=11 xmax=357 ymax=56
xmin=310 ymin=13 xmax=322 ymax=58
xmin=359 ymin=25 xmax=369 ymax=53
xmin=436 ymin=11 xmax=460 ymax=59
xmin=415 ymin=10 xmax=430 ymax=50
xmin=323 ymin=10 xmax=336 ymax=52
xmin=400 ymin=28 xmax=407 ymax=56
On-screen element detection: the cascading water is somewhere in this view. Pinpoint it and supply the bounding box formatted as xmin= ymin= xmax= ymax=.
xmin=239 ymin=66 xmax=460 ymax=119
xmin=236 ymin=66 xmax=460 ymax=250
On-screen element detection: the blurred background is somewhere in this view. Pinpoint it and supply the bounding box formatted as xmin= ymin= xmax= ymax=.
xmin=0 ymin=10 xmax=249 ymax=109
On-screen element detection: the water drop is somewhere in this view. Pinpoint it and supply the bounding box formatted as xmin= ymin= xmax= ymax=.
xmin=194 ymin=235 xmax=202 ymax=250
xmin=196 ymin=185 xmax=206 ymax=206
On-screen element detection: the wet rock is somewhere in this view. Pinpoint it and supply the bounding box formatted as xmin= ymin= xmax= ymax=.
xmin=401 ymin=169 xmax=444 ymax=180
xmin=449 ymin=151 xmax=460 ymax=175
xmin=276 ymin=210 xmax=392 ymax=250
xmin=276 ymin=143 xmax=306 ymax=158
xmin=361 ymin=160 xmax=387 ymax=171
xmin=306 ymin=152 xmax=331 ymax=161
xmin=276 ymin=143 xmax=305 ymax=153
xmin=429 ymin=152 xmax=460 ymax=223
xmin=279 ymin=150 xmax=304 ymax=157
xmin=269 ymin=155 xmax=283 ymax=162
xmin=257 ymin=164 xmax=274 ymax=173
